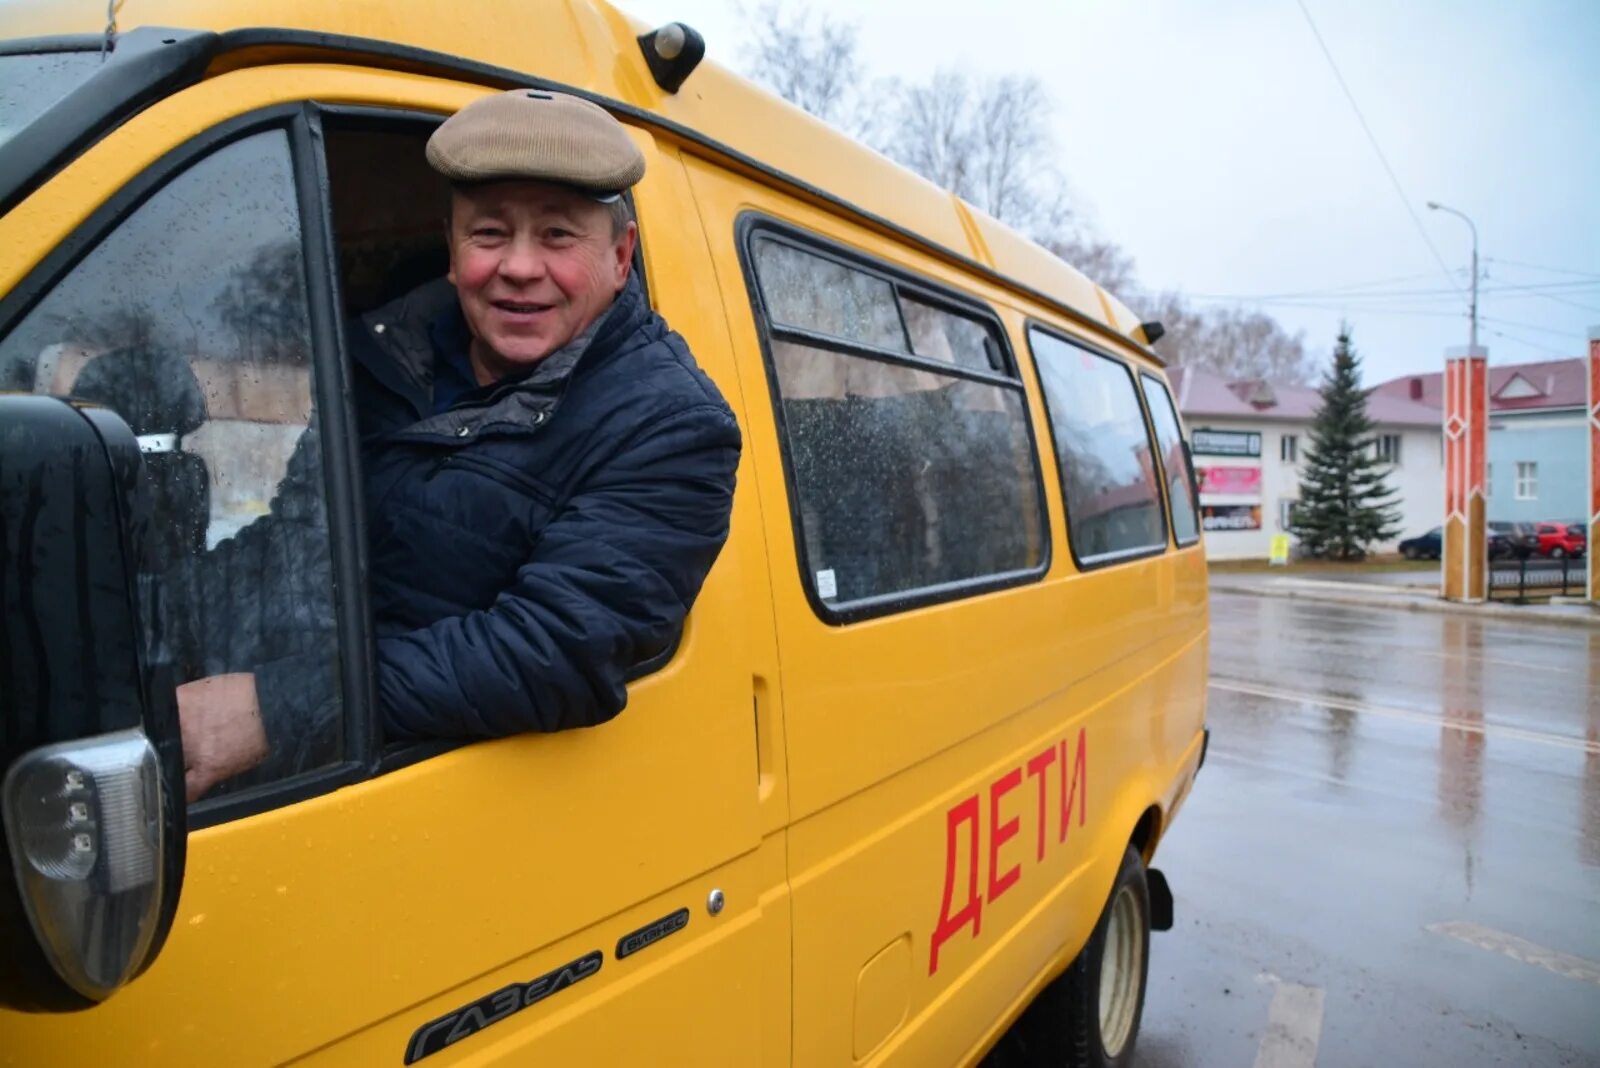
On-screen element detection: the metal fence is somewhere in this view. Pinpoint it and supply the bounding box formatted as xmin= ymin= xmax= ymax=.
xmin=1488 ymin=556 xmax=1588 ymax=601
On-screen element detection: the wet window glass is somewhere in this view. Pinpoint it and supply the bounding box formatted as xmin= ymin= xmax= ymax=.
xmin=752 ymin=239 xmax=907 ymax=352
xmin=1030 ymin=330 xmax=1166 ymax=563
xmin=1140 ymin=374 xmax=1200 ymax=545
xmin=0 ymin=51 xmax=103 ymax=151
xmin=0 ymin=129 xmax=344 ymax=804
xmin=901 ymin=293 xmax=1001 ymax=373
xmin=771 ymin=340 xmax=1042 ymax=606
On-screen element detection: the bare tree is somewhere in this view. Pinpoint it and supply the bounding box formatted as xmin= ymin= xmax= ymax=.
xmin=877 ymin=71 xmax=1071 ymax=241
xmin=1041 ymin=233 xmax=1140 ymax=294
xmin=736 ymin=2 xmax=1315 ymax=383
xmin=739 ymin=2 xmax=872 ymax=137
xmin=212 ymin=240 xmax=311 ymax=364
xmin=1136 ymin=290 xmax=1318 ymax=384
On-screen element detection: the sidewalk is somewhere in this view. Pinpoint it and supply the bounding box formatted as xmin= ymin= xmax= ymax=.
xmin=1208 ymin=571 xmax=1600 ymax=628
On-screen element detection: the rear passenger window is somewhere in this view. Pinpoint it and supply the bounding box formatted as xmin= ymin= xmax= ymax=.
xmin=746 ymin=229 xmax=1046 ymax=617
xmin=1029 ymin=328 xmax=1166 ymax=565
xmin=752 ymin=239 xmax=906 ymax=351
xmin=1140 ymin=374 xmax=1201 ymax=545
xmin=901 ymin=292 xmax=1001 ymax=373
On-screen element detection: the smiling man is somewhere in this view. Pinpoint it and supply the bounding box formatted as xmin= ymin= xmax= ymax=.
xmin=178 ymin=90 xmax=741 ymax=798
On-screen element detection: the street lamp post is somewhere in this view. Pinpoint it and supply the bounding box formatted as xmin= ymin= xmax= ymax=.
xmin=1427 ymin=200 xmax=1478 ymax=349
xmin=1427 ymin=200 xmax=1488 ymax=603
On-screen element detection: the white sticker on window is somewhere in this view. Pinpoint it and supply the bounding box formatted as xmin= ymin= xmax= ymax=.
xmin=815 ymin=569 xmax=838 ymax=599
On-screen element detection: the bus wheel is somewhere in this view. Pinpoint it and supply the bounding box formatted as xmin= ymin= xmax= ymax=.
xmin=993 ymin=846 xmax=1150 ymax=1068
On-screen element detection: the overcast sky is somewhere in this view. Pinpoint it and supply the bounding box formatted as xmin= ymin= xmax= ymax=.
xmin=620 ymin=0 xmax=1600 ymax=386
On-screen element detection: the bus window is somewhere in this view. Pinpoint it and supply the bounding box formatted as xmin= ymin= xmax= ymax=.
xmin=747 ymin=230 xmax=1045 ymax=614
xmin=0 ymin=128 xmax=348 ymax=807
xmin=1140 ymin=373 xmax=1201 ymax=545
xmin=1030 ymin=328 xmax=1167 ymax=565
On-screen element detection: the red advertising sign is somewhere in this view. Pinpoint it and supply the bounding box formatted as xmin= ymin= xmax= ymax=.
xmin=1197 ymin=466 xmax=1262 ymax=496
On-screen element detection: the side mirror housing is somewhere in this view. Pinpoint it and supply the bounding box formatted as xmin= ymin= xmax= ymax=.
xmin=0 ymin=395 xmax=185 ymax=1011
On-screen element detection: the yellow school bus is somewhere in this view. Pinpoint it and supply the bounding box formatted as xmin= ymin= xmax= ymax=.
xmin=0 ymin=2 xmax=1208 ymax=1065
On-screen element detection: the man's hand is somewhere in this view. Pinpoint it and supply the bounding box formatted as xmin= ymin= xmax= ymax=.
xmin=177 ymin=673 xmax=269 ymax=802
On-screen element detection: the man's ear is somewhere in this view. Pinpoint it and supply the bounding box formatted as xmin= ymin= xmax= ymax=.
xmin=613 ymin=221 xmax=638 ymax=291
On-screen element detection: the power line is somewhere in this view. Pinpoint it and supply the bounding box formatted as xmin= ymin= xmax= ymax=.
xmin=1293 ymin=0 xmax=1466 ymax=299
xmin=1484 ymin=256 xmax=1600 ymax=280
xmin=1187 ymin=278 xmax=1598 ymax=303
xmin=1187 ymin=296 xmax=1467 ymax=318
xmin=1183 ymin=269 xmax=1450 ymax=301
xmin=1480 ymin=315 xmax=1588 ymax=340
xmin=1483 ymin=327 xmax=1576 ymax=359
xmin=1501 ymin=291 xmax=1600 ymax=315
xmin=1480 ymin=278 xmax=1600 ymax=295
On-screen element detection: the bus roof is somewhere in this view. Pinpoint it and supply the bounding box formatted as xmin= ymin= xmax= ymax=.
xmin=0 ymin=0 xmax=1155 ymax=357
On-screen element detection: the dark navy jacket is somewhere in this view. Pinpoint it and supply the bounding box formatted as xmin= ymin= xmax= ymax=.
xmin=346 ymin=273 xmax=740 ymax=740
xmin=165 ymin=273 xmax=741 ymax=780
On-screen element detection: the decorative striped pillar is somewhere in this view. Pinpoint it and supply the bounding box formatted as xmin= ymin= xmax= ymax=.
xmin=1589 ymin=327 xmax=1599 ymax=603
xmin=1442 ymin=345 xmax=1488 ymax=602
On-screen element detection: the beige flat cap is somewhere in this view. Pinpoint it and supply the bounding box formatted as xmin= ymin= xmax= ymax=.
xmin=426 ymin=89 xmax=645 ymax=199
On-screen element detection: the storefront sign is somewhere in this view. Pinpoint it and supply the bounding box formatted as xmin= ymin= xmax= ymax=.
xmin=1197 ymin=466 xmax=1262 ymax=495
xmin=1192 ymin=429 xmax=1262 ymax=457
xmin=1202 ymin=504 xmax=1262 ymax=532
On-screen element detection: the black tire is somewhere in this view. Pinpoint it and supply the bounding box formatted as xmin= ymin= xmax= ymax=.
xmin=988 ymin=846 xmax=1151 ymax=1068
xmin=1402 ymin=546 xmax=1418 ymax=560
xmin=1551 ymin=547 xmax=1566 ymax=560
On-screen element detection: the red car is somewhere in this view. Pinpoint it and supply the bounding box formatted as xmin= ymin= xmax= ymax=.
xmin=1534 ymin=522 xmax=1587 ymax=558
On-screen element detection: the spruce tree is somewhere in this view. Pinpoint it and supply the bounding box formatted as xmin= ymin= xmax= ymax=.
xmin=1289 ymin=327 xmax=1401 ymax=560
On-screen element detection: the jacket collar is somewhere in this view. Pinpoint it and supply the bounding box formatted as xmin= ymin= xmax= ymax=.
xmin=357 ymin=273 xmax=649 ymax=441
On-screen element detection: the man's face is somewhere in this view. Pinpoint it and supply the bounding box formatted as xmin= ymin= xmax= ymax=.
xmin=447 ymin=180 xmax=636 ymax=383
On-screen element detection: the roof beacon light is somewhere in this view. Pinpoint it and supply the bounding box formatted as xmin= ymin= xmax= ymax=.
xmin=638 ymin=22 xmax=705 ymax=94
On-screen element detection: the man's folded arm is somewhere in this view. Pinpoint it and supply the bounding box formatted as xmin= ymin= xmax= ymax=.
xmin=376 ymin=403 xmax=740 ymax=740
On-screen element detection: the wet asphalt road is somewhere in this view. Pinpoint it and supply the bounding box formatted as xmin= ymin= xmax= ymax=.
xmin=1135 ymin=592 xmax=1600 ymax=1067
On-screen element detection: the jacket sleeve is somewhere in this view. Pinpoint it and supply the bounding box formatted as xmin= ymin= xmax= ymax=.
xmin=375 ymin=402 xmax=740 ymax=739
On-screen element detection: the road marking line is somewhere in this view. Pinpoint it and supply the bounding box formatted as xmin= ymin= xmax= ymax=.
xmin=1426 ymin=921 xmax=1600 ymax=986
xmin=1252 ymin=981 xmax=1325 ymax=1068
xmin=1407 ymin=647 xmax=1578 ymax=673
xmin=1209 ymin=679 xmax=1600 ymax=755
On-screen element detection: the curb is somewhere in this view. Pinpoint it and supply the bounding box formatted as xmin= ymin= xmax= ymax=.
xmin=1209 ymin=581 xmax=1600 ymax=630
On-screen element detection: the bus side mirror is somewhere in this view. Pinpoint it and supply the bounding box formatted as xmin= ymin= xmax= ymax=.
xmin=0 ymin=395 xmax=185 ymax=1011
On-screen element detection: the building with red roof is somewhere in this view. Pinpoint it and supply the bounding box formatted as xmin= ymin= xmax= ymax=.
xmin=1172 ymin=366 xmax=1441 ymax=560
xmin=1372 ymin=358 xmax=1586 ymax=525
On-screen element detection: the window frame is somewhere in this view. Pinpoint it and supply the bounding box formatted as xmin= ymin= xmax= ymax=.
xmin=1280 ymin=434 xmax=1298 ymax=464
xmin=1515 ymin=461 xmax=1538 ymax=501
xmin=0 ymin=104 xmax=377 ymax=828
xmin=735 ymin=212 xmax=1052 ymax=624
xmin=312 ymin=105 xmax=669 ymax=775
xmin=1139 ymin=371 xmax=1202 ymax=549
xmin=1027 ymin=321 xmax=1170 ymax=571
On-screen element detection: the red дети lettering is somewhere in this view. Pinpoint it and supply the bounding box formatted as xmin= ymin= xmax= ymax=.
xmin=1024 ymin=745 xmax=1057 ymax=862
xmin=987 ymin=768 xmax=1023 ymax=903
xmin=929 ymin=795 xmax=982 ymax=976
xmin=929 ymin=728 xmax=1090 ymax=977
xmin=1058 ymin=728 xmax=1087 ymax=844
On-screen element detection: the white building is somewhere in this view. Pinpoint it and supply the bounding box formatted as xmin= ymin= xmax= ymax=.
xmin=1171 ymin=368 xmax=1443 ymax=561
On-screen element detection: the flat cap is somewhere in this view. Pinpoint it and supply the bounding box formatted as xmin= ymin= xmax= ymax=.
xmin=426 ymin=89 xmax=645 ymax=198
